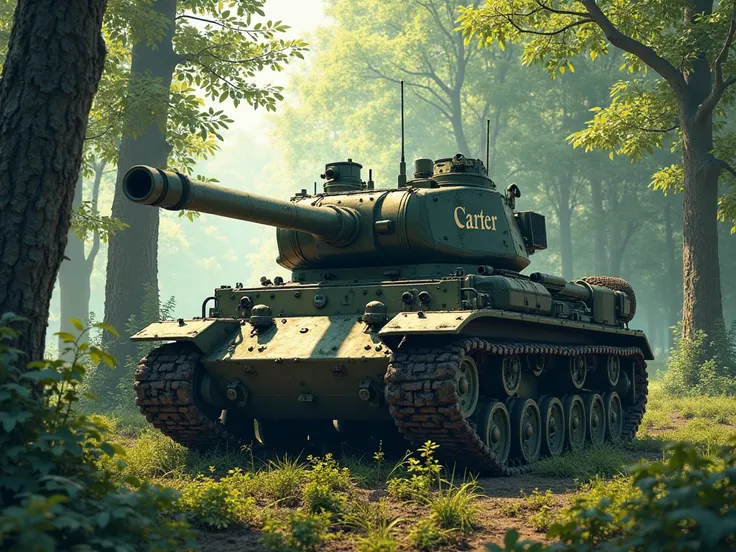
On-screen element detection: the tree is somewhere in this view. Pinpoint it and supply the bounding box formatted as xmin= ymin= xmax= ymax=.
xmin=458 ymin=0 xmax=736 ymax=347
xmin=100 ymin=0 xmax=306 ymax=391
xmin=0 ymin=0 xmax=108 ymax=361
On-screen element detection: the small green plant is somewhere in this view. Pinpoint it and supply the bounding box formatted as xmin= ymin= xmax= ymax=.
xmin=261 ymin=455 xmax=308 ymax=507
xmin=486 ymin=441 xmax=736 ymax=551
xmin=387 ymin=440 xmax=441 ymax=501
xmin=0 ymin=314 xmax=194 ymax=550
xmin=262 ymin=510 xmax=331 ymax=552
xmin=178 ymin=467 xmax=258 ymax=530
xmin=499 ymin=489 xmax=558 ymax=532
xmin=303 ymin=453 xmax=351 ymax=514
xmin=422 ymin=479 xmax=481 ymax=533
xmin=531 ymin=443 xmax=628 ymax=479
xmin=408 ymin=519 xmax=456 ymax=551
xmin=122 ymin=428 xmax=189 ymax=480
xmin=344 ymin=500 xmax=403 ymax=552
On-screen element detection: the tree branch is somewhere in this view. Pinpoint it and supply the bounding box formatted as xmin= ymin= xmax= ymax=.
xmin=579 ymin=0 xmax=687 ymax=95
xmin=696 ymin=5 xmax=736 ymax=123
xmin=501 ymin=13 xmax=593 ymax=36
xmin=716 ymin=157 xmax=736 ymax=180
xmin=534 ymin=1 xmax=589 ymax=18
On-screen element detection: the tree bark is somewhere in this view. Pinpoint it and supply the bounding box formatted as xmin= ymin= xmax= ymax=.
xmin=101 ymin=0 xmax=177 ymax=393
xmin=0 ymin=0 xmax=107 ymax=362
xmin=58 ymin=162 xmax=104 ymax=356
xmin=663 ymin=197 xmax=680 ymax=351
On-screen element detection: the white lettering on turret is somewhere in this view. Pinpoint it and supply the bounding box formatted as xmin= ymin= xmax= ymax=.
xmin=453 ymin=206 xmax=497 ymax=231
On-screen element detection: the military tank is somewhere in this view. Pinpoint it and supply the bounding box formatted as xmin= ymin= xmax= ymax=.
xmin=124 ymin=152 xmax=651 ymax=476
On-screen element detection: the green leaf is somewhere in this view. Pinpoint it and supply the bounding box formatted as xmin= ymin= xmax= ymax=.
xmin=69 ymin=318 xmax=84 ymax=331
xmin=93 ymin=322 xmax=120 ymax=337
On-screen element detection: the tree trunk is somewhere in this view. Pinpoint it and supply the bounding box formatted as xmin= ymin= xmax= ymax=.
xmin=589 ymin=175 xmax=607 ymax=274
xmin=557 ymin=175 xmax=574 ymax=280
xmin=663 ymin=197 xmax=679 ymax=351
xmin=0 ymin=0 xmax=107 ymax=362
xmin=58 ymin=162 xmax=104 ymax=355
xmin=101 ymin=0 xmax=177 ymax=393
xmin=680 ymin=131 xmax=723 ymax=342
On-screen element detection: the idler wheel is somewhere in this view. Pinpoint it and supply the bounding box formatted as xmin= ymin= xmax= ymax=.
xmin=606 ymin=355 xmax=621 ymax=387
xmin=508 ymin=398 xmax=542 ymax=464
xmin=476 ymin=400 xmax=511 ymax=465
xmin=563 ymin=394 xmax=586 ymax=451
xmin=457 ymin=355 xmax=480 ymax=418
xmin=539 ymin=396 xmax=565 ymax=457
xmin=500 ymin=355 xmax=522 ymax=396
xmin=603 ymin=391 xmax=624 ymax=442
xmin=529 ymin=355 xmax=546 ymax=377
xmin=584 ymin=393 xmax=606 ymax=446
xmin=569 ymin=355 xmax=587 ymax=389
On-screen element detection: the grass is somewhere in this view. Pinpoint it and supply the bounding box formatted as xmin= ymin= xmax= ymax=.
xmin=97 ymin=382 xmax=736 ymax=551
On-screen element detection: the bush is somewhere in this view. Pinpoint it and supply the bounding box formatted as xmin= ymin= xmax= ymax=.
xmin=123 ymin=429 xmax=189 ymax=480
xmin=343 ymin=500 xmax=402 ymax=552
xmin=487 ymin=441 xmax=736 ymax=551
xmin=386 ymin=441 xmax=441 ymax=501
xmin=408 ymin=519 xmax=456 ymax=551
xmin=0 ymin=314 xmax=194 ymax=551
xmin=302 ymin=453 xmax=351 ymax=515
xmin=262 ymin=510 xmax=331 ymax=552
xmin=261 ymin=456 xmax=308 ymax=507
xmin=178 ymin=468 xmax=258 ymax=530
xmin=662 ymin=322 xmax=736 ymax=397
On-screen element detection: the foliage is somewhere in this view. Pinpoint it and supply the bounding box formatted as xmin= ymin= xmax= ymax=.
xmin=343 ymin=500 xmax=402 ymax=552
xmin=302 ymin=453 xmax=352 ymax=515
xmin=486 ymin=441 xmax=736 ymax=551
xmin=122 ymin=429 xmax=190 ymax=480
xmin=420 ymin=479 xmax=481 ymax=533
xmin=408 ymin=518 xmax=457 ymax=551
xmin=0 ymin=313 xmax=194 ymax=551
xmin=261 ymin=456 xmax=308 ymax=507
xmin=70 ymin=200 xmax=129 ymax=244
xmin=662 ymin=322 xmax=736 ymax=397
xmin=531 ymin=443 xmax=628 ymax=479
xmin=386 ymin=440 xmax=442 ymax=501
xmin=178 ymin=467 xmax=258 ymax=530
xmin=262 ymin=510 xmax=332 ymax=552
xmin=457 ymin=0 xmax=736 ymax=228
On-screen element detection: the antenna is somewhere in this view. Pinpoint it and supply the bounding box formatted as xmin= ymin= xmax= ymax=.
xmin=486 ymin=118 xmax=491 ymax=175
xmin=398 ymin=81 xmax=407 ymax=187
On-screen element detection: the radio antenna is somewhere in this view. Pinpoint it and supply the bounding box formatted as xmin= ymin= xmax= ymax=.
xmin=398 ymin=81 xmax=407 ymax=187
xmin=486 ymin=118 xmax=491 ymax=175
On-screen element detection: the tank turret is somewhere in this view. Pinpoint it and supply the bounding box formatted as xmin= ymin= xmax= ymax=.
xmin=123 ymin=153 xmax=548 ymax=273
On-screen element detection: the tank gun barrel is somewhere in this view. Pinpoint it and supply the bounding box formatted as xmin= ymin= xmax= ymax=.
xmin=122 ymin=165 xmax=361 ymax=246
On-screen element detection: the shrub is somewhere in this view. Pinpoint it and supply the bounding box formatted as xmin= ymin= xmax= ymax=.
xmin=408 ymin=519 xmax=456 ymax=551
xmin=261 ymin=455 xmax=308 ymax=507
xmin=343 ymin=500 xmax=402 ymax=552
xmin=487 ymin=441 xmax=736 ymax=551
xmin=386 ymin=441 xmax=441 ymax=501
xmin=421 ymin=479 xmax=480 ymax=533
xmin=178 ymin=468 xmax=258 ymax=530
xmin=662 ymin=323 xmax=736 ymax=397
xmin=302 ymin=453 xmax=351 ymax=514
xmin=122 ymin=429 xmax=189 ymax=480
xmin=262 ymin=510 xmax=331 ymax=552
xmin=0 ymin=314 xmax=194 ymax=551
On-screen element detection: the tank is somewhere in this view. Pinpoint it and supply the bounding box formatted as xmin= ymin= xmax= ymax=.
xmin=125 ymin=154 xmax=652 ymax=475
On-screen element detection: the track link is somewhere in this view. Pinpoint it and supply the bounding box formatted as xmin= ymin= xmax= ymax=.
xmin=134 ymin=342 xmax=242 ymax=449
xmin=384 ymin=339 xmax=648 ymax=476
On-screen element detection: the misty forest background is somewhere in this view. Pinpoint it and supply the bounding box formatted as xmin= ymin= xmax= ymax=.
xmin=4 ymin=0 xmax=736 ymax=389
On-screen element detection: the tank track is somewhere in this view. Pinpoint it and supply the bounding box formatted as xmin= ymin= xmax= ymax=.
xmin=384 ymin=339 xmax=648 ymax=476
xmin=134 ymin=342 xmax=242 ymax=450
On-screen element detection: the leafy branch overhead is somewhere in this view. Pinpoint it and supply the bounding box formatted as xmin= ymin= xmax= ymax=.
xmin=86 ymin=0 xmax=308 ymax=174
xmin=458 ymin=0 xmax=736 ymax=228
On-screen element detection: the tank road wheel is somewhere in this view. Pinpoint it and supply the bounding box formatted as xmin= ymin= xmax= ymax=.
xmin=476 ymin=400 xmax=511 ymax=465
xmin=603 ymin=392 xmax=624 ymax=442
xmin=134 ymin=342 xmax=251 ymax=450
xmin=508 ymin=398 xmax=542 ymax=464
xmin=539 ymin=396 xmax=565 ymax=457
xmin=500 ymin=356 xmax=522 ymax=396
xmin=569 ymin=356 xmax=587 ymax=389
xmin=606 ymin=356 xmax=621 ymax=387
xmin=584 ymin=394 xmax=606 ymax=446
xmin=457 ymin=356 xmax=480 ymax=418
xmin=563 ymin=395 xmax=586 ymax=451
